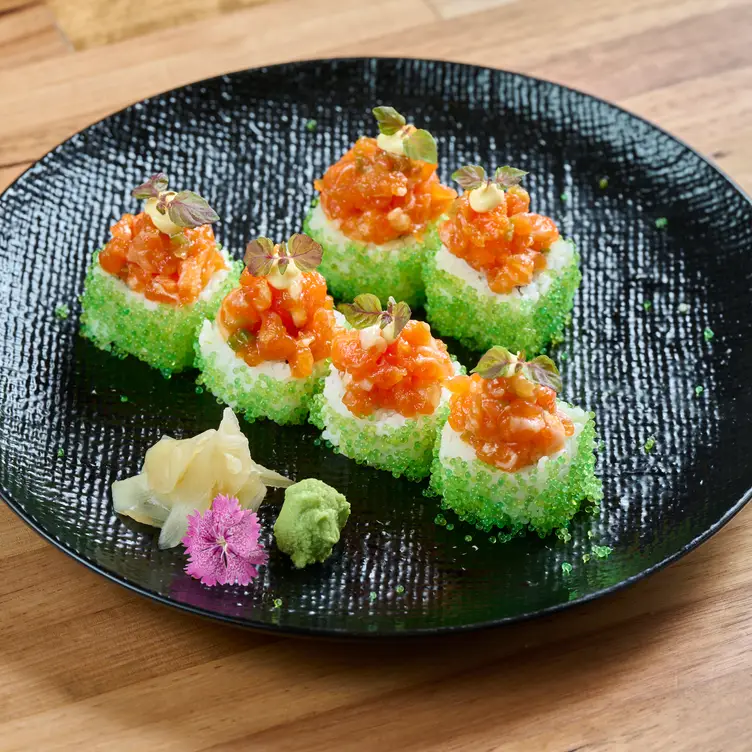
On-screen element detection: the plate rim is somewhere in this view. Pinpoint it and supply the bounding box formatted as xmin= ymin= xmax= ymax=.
xmin=2 ymin=56 xmax=751 ymax=637
xmin=4 ymin=489 xmax=750 ymax=638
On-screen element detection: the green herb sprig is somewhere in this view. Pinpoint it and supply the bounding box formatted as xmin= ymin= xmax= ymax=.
xmin=372 ymin=106 xmax=438 ymax=164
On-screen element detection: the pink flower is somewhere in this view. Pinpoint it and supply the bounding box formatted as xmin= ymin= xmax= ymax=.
xmin=182 ymin=495 xmax=268 ymax=586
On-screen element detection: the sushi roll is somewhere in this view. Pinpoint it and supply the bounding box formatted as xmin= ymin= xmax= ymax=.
xmin=195 ymin=233 xmax=337 ymax=425
xmin=310 ymin=294 xmax=457 ymax=480
xmin=423 ymin=165 xmax=581 ymax=354
xmin=80 ymin=173 xmax=240 ymax=373
xmin=430 ymin=346 xmax=602 ymax=536
xmin=304 ymin=106 xmax=456 ymax=308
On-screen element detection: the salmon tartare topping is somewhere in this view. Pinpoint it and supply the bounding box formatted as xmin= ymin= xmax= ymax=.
xmin=218 ymin=234 xmax=336 ymax=379
xmin=447 ymin=347 xmax=573 ymax=472
xmin=314 ymin=107 xmax=456 ymax=245
xmin=440 ymin=165 xmax=561 ymax=294
xmin=99 ymin=213 xmax=226 ymax=305
xmin=335 ymin=294 xmax=455 ymax=418
xmin=99 ymin=173 xmax=226 ymax=305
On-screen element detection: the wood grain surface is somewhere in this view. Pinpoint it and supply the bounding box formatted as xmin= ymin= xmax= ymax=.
xmin=1 ymin=1 xmax=751 ymax=750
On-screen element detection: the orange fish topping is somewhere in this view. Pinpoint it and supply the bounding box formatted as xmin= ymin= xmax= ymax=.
xmin=447 ymin=372 xmax=574 ymax=472
xmin=331 ymin=320 xmax=455 ymax=418
xmin=217 ymin=268 xmax=336 ymax=379
xmin=98 ymin=212 xmax=226 ymax=305
xmin=439 ymin=187 xmax=560 ymax=294
xmin=314 ymin=136 xmax=456 ymax=245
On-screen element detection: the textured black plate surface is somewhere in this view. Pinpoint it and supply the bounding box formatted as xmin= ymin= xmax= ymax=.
xmin=1 ymin=58 xmax=751 ymax=637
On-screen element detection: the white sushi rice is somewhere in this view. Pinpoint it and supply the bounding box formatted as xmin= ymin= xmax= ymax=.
xmin=433 ymin=238 xmax=575 ymax=305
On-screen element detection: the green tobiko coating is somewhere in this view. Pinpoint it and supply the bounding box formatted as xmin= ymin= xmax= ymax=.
xmin=429 ymin=413 xmax=602 ymax=536
xmin=194 ymin=335 xmax=328 ymax=427
xmin=310 ymin=392 xmax=449 ymax=481
xmin=422 ymin=246 xmax=581 ymax=355
xmin=79 ymin=251 xmax=240 ymax=373
xmin=303 ymin=205 xmax=442 ymax=308
xmin=274 ymin=479 xmax=350 ymax=568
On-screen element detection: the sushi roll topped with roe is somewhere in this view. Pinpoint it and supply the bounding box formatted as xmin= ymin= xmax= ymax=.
xmin=430 ymin=346 xmax=602 ymax=535
xmin=310 ymin=294 xmax=457 ymax=480
xmin=305 ymin=106 xmax=456 ymax=308
xmin=196 ymin=233 xmax=338 ymax=425
xmin=424 ymin=165 xmax=581 ymax=354
xmin=80 ymin=173 xmax=240 ymax=373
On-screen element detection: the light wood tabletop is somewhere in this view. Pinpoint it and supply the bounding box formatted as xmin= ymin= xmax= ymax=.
xmin=1 ymin=0 xmax=751 ymax=749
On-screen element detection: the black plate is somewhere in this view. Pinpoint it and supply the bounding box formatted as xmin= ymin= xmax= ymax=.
xmin=1 ymin=58 xmax=750 ymax=637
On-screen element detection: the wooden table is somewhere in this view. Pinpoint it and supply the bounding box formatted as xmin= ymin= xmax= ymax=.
xmin=1 ymin=0 xmax=751 ymax=749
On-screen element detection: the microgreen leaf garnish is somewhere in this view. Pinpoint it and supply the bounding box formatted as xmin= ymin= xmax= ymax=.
xmin=338 ymin=293 xmax=384 ymax=328
xmin=384 ymin=296 xmax=411 ymax=337
xmin=165 ymin=190 xmax=220 ymax=228
xmin=372 ymin=106 xmax=406 ymax=136
xmin=471 ymin=346 xmax=562 ymax=392
xmin=452 ymin=164 xmax=528 ymax=192
xmin=244 ymin=233 xmax=323 ymax=277
xmin=372 ymin=106 xmax=437 ymax=163
xmin=494 ymin=165 xmax=528 ymax=188
xmin=244 ymin=237 xmax=277 ymax=276
xmin=131 ymin=173 xmax=168 ymax=200
xmin=471 ymin=346 xmax=518 ymax=379
xmin=452 ymin=165 xmax=487 ymax=191
xmin=524 ymin=355 xmax=563 ymax=392
xmin=132 ymin=173 xmax=219 ymax=229
xmin=403 ymin=129 xmax=437 ymax=164
xmin=338 ymin=294 xmax=412 ymax=339
xmin=286 ymin=233 xmax=323 ymax=272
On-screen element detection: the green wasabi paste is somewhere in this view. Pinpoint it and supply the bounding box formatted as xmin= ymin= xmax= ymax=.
xmin=273 ymin=479 xmax=350 ymax=568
